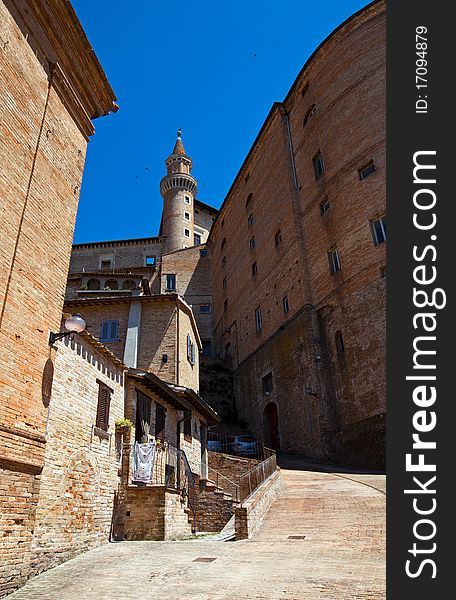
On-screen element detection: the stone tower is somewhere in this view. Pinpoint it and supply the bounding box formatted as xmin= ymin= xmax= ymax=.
xmin=160 ymin=130 xmax=198 ymax=253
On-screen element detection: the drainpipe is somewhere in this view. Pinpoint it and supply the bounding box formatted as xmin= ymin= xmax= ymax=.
xmin=175 ymin=299 xmax=180 ymax=385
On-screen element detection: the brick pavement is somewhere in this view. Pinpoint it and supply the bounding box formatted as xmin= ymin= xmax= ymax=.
xmin=6 ymin=460 xmax=385 ymax=600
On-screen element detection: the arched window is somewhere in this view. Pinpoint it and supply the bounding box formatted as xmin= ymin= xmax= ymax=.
xmin=122 ymin=279 xmax=136 ymax=290
xmin=335 ymin=331 xmax=345 ymax=354
xmin=87 ymin=278 xmax=100 ymax=290
xmin=245 ymin=193 xmax=253 ymax=208
xmin=304 ymin=104 xmax=317 ymax=126
xmin=104 ymin=279 xmax=118 ymax=290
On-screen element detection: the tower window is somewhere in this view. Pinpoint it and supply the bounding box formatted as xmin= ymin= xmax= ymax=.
xmin=184 ymin=195 xmax=191 ymax=204
xmin=145 ymin=256 xmax=156 ymax=266
xmin=335 ymin=331 xmax=345 ymax=354
xmin=274 ymin=230 xmax=282 ymax=246
xmin=200 ymin=304 xmax=211 ymax=313
xmin=222 ymin=256 xmax=226 ymax=269
xmin=166 ymin=274 xmax=176 ymax=291
xmin=313 ymin=152 xmax=325 ymax=180
xmin=359 ymin=161 xmax=376 ymax=180
xmin=255 ymin=307 xmax=263 ymax=333
xmin=371 ymin=215 xmax=386 ymax=245
xmin=224 ymin=299 xmax=228 ymax=313
xmin=245 ymin=193 xmax=253 ymax=208
xmin=184 ymin=212 xmax=190 ymax=220
xmin=262 ymin=372 xmax=273 ymax=394
xmin=320 ymin=198 xmax=331 ymax=215
xmin=221 ymin=237 xmax=227 ymax=250
xmin=250 ymin=237 xmax=256 ymax=251
xmin=184 ymin=228 xmax=190 ymax=237
xmin=222 ymin=277 xmax=227 ymax=289
xmin=252 ymin=261 xmax=257 ymax=277
xmin=282 ymin=296 xmax=289 ymax=314
xmin=248 ymin=213 xmax=254 ymax=227
xmin=194 ymin=233 xmax=201 ymax=245
xmin=328 ymin=249 xmax=341 ymax=275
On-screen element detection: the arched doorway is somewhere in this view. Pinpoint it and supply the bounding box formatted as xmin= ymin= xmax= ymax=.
xmin=263 ymin=402 xmax=280 ymax=450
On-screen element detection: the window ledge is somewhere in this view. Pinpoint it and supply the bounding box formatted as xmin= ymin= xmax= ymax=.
xmin=93 ymin=426 xmax=111 ymax=440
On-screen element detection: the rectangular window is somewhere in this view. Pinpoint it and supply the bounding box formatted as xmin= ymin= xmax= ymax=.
xmin=282 ymin=296 xmax=289 ymax=314
xmin=359 ymin=161 xmax=376 ymax=180
xmin=255 ymin=306 xmax=263 ymax=333
xmin=248 ymin=213 xmax=254 ymax=227
xmin=155 ymin=403 xmax=166 ymax=441
xmin=328 ymin=249 xmax=341 ymax=275
xmin=224 ymin=299 xmax=228 ymax=313
xmin=222 ymin=277 xmax=227 ymax=289
xmin=184 ymin=212 xmax=190 ymax=221
xmin=371 ymin=215 xmax=386 ymax=245
xmin=320 ymin=198 xmax=331 ymax=215
xmin=262 ymin=372 xmax=273 ymax=394
xmin=202 ymin=340 xmax=212 ymax=357
xmin=194 ymin=233 xmax=201 ymax=245
xmin=100 ymin=320 xmax=118 ymax=342
xmin=222 ymin=256 xmax=226 ymax=269
xmin=96 ymin=381 xmax=112 ymax=431
xmin=166 ymin=274 xmax=176 ymax=291
xmin=252 ymin=261 xmax=257 ymax=277
xmin=313 ymin=152 xmax=325 ymax=180
xmin=274 ymin=230 xmax=282 ymax=246
xmin=200 ymin=249 xmax=208 ymax=257
xmin=200 ymin=304 xmax=211 ymax=313
xmin=187 ymin=334 xmax=196 ymax=365
xmin=100 ymin=260 xmax=112 ymax=270
xmin=183 ymin=409 xmax=192 ymax=438
xmin=184 ymin=228 xmax=190 ymax=238
xmin=145 ymin=256 xmax=156 ymax=266
xmin=184 ymin=195 xmax=191 ymax=204
xmin=250 ymin=237 xmax=256 ymax=251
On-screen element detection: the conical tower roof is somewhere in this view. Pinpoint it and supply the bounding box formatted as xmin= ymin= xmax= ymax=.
xmin=172 ymin=129 xmax=186 ymax=155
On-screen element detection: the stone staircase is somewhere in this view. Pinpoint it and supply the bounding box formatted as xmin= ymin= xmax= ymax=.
xmin=195 ymin=477 xmax=238 ymax=533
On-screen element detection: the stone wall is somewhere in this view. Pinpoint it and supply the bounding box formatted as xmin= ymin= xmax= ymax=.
xmin=29 ymin=334 xmax=124 ymax=577
xmin=235 ymin=469 xmax=282 ymax=540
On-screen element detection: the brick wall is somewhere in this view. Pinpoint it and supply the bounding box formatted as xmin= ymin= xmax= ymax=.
xmin=0 ymin=0 xmax=116 ymax=593
xmin=29 ymin=334 xmax=124 ymax=577
xmin=208 ymin=452 xmax=258 ymax=487
xmin=161 ymin=245 xmax=213 ymax=345
xmin=209 ymin=1 xmax=386 ymax=468
xmin=235 ymin=469 xmax=283 ymax=540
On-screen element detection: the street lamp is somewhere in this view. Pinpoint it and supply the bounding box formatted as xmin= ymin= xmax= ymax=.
xmin=48 ymin=313 xmax=86 ymax=346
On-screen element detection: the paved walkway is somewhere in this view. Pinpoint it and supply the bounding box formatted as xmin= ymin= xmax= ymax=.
xmin=7 ymin=459 xmax=385 ymax=600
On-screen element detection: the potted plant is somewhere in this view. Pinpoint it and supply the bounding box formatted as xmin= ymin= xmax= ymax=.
xmin=115 ymin=418 xmax=134 ymax=436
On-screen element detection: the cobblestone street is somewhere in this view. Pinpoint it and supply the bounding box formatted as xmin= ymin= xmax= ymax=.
xmin=7 ymin=459 xmax=385 ymax=600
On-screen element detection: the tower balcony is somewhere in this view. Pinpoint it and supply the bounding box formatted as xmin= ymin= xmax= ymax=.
xmin=160 ymin=173 xmax=198 ymax=196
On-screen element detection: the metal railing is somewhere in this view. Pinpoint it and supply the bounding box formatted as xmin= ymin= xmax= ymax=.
xmin=212 ymin=469 xmax=240 ymax=504
xmin=239 ymin=447 xmax=277 ymax=502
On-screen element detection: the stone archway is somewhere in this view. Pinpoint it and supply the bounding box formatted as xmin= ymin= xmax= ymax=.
xmin=263 ymin=402 xmax=280 ymax=451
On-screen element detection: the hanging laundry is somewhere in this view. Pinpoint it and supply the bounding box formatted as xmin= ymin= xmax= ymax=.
xmin=132 ymin=441 xmax=156 ymax=482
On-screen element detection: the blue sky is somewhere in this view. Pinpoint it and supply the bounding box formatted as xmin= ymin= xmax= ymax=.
xmin=72 ymin=0 xmax=370 ymax=244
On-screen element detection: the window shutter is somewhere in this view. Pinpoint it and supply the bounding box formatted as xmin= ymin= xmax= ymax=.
xmin=96 ymin=383 xmax=111 ymax=431
xmin=155 ymin=404 xmax=166 ymax=440
xmin=101 ymin=322 xmax=109 ymax=341
xmin=191 ymin=342 xmax=195 ymax=365
xmin=187 ymin=334 xmax=191 ymax=361
xmin=110 ymin=320 xmax=118 ymax=341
